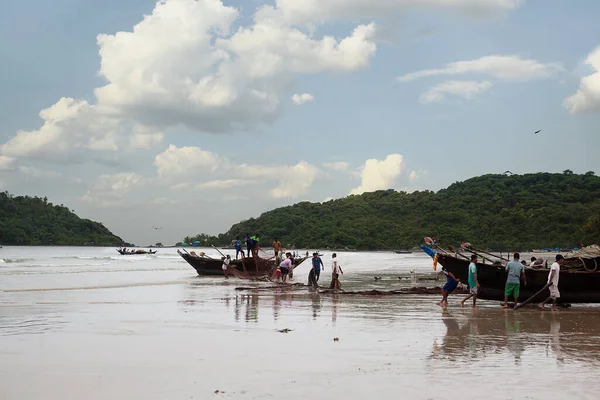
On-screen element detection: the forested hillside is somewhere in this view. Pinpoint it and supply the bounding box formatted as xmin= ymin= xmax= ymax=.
xmin=184 ymin=171 xmax=600 ymax=251
xmin=0 ymin=192 xmax=126 ymax=246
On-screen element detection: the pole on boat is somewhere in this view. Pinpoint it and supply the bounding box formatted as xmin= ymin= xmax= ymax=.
xmin=446 ymin=245 xmax=471 ymax=260
xmin=514 ymin=282 xmax=552 ymax=310
xmin=461 ymin=243 xmax=509 ymax=262
xmin=457 ymin=246 xmax=494 ymax=263
xmin=211 ymin=244 xmax=226 ymax=258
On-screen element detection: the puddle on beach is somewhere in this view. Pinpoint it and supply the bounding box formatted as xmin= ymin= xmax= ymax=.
xmin=2 ymin=248 xmax=600 ymax=399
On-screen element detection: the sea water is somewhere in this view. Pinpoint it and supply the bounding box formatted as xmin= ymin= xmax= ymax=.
xmin=1 ymin=246 xmax=599 ymax=399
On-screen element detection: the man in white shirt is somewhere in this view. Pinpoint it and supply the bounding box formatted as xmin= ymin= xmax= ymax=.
xmin=279 ymin=252 xmax=293 ymax=283
xmin=540 ymin=254 xmax=564 ymax=311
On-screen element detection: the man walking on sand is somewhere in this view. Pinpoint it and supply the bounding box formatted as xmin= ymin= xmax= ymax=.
xmin=461 ymin=254 xmax=480 ymax=308
xmin=540 ymin=255 xmax=563 ymax=311
xmin=503 ymin=252 xmax=527 ymax=309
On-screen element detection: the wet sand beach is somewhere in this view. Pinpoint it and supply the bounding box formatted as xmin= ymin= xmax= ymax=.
xmin=2 ymin=247 xmax=600 ymax=399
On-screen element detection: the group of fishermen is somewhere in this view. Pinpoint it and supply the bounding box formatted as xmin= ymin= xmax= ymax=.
xmin=439 ymin=252 xmax=563 ymax=310
xmin=222 ymin=235 xmax=344 ymax=288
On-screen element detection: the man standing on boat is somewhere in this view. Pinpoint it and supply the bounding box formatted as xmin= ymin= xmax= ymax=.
xmin=245 ymin=234 xmax=252 ymax=257
xmin=272 ymin=238 xmax=282 ymax=260
xmin=460 ymin=254 xmax=480 ymax=308
xmin=503 ymin=252 xmax=527 ymax=309
xmin=234 ymin=237 xmax=242 ymax=260
xmin=540 ymin=255 xmax=563 ymax=311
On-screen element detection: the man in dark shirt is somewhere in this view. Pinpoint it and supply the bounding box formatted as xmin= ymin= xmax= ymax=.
xmin=311 ymin=252 xmax=324 ymax=282
xmin=244 ymin=234 xmax=252 ymax=257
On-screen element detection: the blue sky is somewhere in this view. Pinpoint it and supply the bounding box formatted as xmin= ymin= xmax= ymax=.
xmin=1 ymin=0 xmax=599 ymax=245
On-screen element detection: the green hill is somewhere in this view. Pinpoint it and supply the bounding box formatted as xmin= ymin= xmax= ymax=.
xmin=0 ymin=191 xmax=126 ymax=246
xmin=186 ymin=171 xmax=600 ymax=251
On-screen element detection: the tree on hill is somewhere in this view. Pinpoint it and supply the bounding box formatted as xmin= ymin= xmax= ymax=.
xmin=0 ymin=191 xmax=126 ymax=246
xmin=183 ymin=172 xmax=600 ymax=251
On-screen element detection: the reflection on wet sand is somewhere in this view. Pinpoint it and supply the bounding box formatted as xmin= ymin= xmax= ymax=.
xmin=434 ymin=309 xmax=600 ymax=365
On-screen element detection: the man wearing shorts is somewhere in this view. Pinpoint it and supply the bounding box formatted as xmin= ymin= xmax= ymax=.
xmin=279 ymin=252 xmax=293 ymax=283
xmin=503 ymin=252 xmax=527 ymax=309
xmin=438 ymin=267 xmax=460 ymax=307
xmin=461 ymin=254 xmax=480 ymax=307
xmin=540 ymin=254 xmax=563 ymax=311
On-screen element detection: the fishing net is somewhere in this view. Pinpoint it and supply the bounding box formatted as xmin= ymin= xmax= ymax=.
xmin=226 ymin=246 xmax=307 ymax=281
xmin=225 ymin=246 xmax=279 ymax=281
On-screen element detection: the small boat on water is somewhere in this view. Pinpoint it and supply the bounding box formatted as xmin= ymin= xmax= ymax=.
xmin=177 ymin=249 xmax=307 ymax=278
xmin=117 ymin=249 xmax=158 ymax=255
xmin=421 ymin=244 xmax=600 ymax=303
xmin=394 ymin=250 xmax=412 ymax=254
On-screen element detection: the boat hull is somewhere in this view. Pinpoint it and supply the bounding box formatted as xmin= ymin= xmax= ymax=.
xmin=177 ymin=250 xmax=306 ymax=277
xmin=435 ymin=253 xmax=600 ymax=303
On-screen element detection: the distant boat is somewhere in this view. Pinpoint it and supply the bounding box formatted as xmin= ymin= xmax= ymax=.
xmin=395 ymin=250 xmax=412 ymax=254
xmin=117 ymin=249 xmax=157 ymax=255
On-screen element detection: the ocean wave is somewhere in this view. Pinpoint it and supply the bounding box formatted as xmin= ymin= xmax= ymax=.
xmin=0 ymin=258 xmax=35 ymax=264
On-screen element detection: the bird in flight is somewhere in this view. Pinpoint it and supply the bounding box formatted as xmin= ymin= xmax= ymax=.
xmin=152 ymin=226 xmax=162 ymax=230
xmin=534 ymin=130 xmax=541 ymax=134
xmin=503 ymin=170 xmax=513 ymax=175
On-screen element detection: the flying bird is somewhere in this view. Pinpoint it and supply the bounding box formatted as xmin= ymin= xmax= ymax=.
xmin=503 ymin=170 xmax=513 ymax=176
xmin=534 ymin=130 xmax=541 ymax=134
xmin=152 ymin=226 xmax=162 ymax=230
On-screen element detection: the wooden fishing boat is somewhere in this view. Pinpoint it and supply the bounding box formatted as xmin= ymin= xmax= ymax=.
xmin=117 ymin=249 xmax=158 ymax=255
xmin=421 ymin=245 xmax=600 ymax=303
xmin=177 ymin=249 xmax=307 ymax=277
xmin=394 ymin=250 xmax=412 ymax=254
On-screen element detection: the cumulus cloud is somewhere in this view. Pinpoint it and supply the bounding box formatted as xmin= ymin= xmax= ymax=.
xmin=2 ymin=0 xmax=378 ymax=165
xmin=350 ymin=154 xmax=405 ymax=195
xmin=565 ymin=46 xmax=600 ymax=113
xmin=291 ymin=93 xmax=315 ymax=105
xmin=0 ymin=156 xmax=15 ymax=171
xmin=408 ymin=169 xmax=428 ymax=183
xmin=275 ymin=0 xmax=524 ymax=24
xmin=154 ymin=144 xmax=320 ymax=199
xmin=18 ymin=166 xmax=63 ymax=180
xmin=81 ymin=172 xmax=144 ymax=207
xmin=155 ymin=144 xmax=225 ymax=177
xmin=419 ymin=80 xmax=492 ymax=104
xmin=398 ymin=55 xmax=563 ymax=83
xmin=195 ymin=179 xmax=252 ymax=190
xmin=322 ymin=161 xmax=350 ymax=172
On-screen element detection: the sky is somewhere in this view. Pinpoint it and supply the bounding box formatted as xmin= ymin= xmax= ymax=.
xmin=1 ymin=0 xmax=600 ymax=246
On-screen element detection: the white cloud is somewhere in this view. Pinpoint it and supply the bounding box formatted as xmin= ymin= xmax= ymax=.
xmin=129 ymin=125 xmax=164 ymax=150
xmin=398 ymin=55 xmax=563 ymax=83
xmin=322 ymin=161 xmax=350 ymax=172
xmin=291 ymin=93 xmax=315 ymax=105
xmin=18 ymin=166 xmax=63 ymax=179
xmin=408 ymin=169 xmax=428 ymax=183
xmin=0 ymin=156 xmax=15 ymax=170
xmin=154 ymin=144 xmax=226 ymax=177
xmin=3 ymin=0 xmax=379 ymax=165
xmin=350 ymin=154 xmax=405 ymax=195
xmin=81 ymin=172 xmax=144 ymax=207
xmin=154 ymin=144 xmax=320 ymax=199
xmin=275 ymin=0 xmax=524 ymax=25
xmin=151 ymin=197 xmax=178 ymax=205
xmin=0 ymin=98 xmax=121 ymax=162
xmin=419 ymin=80 xmax=492 ymax=104
xmin=195 ymin=179 xmax=252 ymax=190
xmin=565 ymin=46 xmax=600 ymax=114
